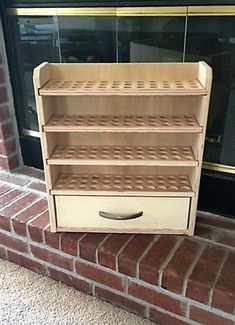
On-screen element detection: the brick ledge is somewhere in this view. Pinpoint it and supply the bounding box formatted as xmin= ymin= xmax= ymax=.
xmin=0 ymin=167 xmax=235 ymax=325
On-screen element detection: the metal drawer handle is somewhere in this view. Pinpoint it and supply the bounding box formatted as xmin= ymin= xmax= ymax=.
xmin=99 ymin=211 xmax=143 ymax=220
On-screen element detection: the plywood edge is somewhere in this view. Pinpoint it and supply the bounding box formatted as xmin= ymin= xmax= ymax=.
xmin=47 ymin=159 xmax=199 ymax=167
xmin=198 ymin=61 xmax=213 ymax=88
xmin=43 ymin=126 xmax=203 ymax=133
xmin=39 ymin=89 xmax=207 ymax=97
xmin=33 ymin=62 xmax=50 ymax=89
xmin=51 ymin=190 xmax=195 ymax=197
xmin=55 ymin=226 xmax=190 ymax=235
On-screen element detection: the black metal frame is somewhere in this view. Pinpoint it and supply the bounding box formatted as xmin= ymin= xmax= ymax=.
xmin=3 ymin=0 xmax=235 ymax=8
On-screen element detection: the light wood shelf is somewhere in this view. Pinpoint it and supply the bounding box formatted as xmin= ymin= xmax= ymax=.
xmin=48 ymin=145 xmax=198 ymax=167
xmin=51 ymin=173 xmax=194 ymax=197
xmin=34 ymin=62 xmax=212 ymax=234
xmin=39 ymin=79 xmax=207 ymax=96
xmin=43 ymin=114 xmax=202 ymax=133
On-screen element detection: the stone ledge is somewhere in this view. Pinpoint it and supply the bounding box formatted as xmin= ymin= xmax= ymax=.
xmin=0 ymin=166 xmax=234 ymax=325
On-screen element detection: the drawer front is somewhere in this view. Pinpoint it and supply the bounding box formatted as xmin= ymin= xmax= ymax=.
xmin=55 ymin=196 xmax=190 ymax=232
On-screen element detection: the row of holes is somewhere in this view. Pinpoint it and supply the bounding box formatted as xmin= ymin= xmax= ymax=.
xmin=49 ymin=115 xmax=197 ymax=127
xmin=46 ymin=80 xmax=200 ymax=90
xmin=53 ymin=146 xmax=194 ymax=160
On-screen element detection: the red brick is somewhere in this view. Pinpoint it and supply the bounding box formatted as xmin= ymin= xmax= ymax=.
xmin=0 ymin=105 xmax=10 ymax=122
xmin=98 ymin=233 xmax=131 ymax=270
xmin=195 ymin=223 xmax=235 ymax=249
xmin=128 ymin=282 xmax=186 ymax=316
xmin=79 ymin=233 xmax=108 ymax=263
xmin=195 ymin=223 xmax=219 ymax=241
xmin=212 ymin=252 xmax=235 ymax=313
xmin=0 ymin=193 xmax=38 ymax=222
xmin=0 ymin=188 xmax=22 ymax=230
xmin=216 ymin=233 xmax=235 ymax=248
xmin=0 ymin=183 xmax=11 ymax=195
xmin=31 ymin=245 xmax=73 ymax=271
xmin=197 ymin=214 xmax=235 ymax=232
xmin=118 ymin=234 xmax=154 ymax=277
xmin=76 ymin=261 xmax=124 ymax=291
xmin=61 ymin=233 xmax=85 ymax=256
xmin=0 ymin=121 xmax=14 ymax=139
xmin=44 ymin=227 xmax=61 ymax=249
xmin=149 ymin=308 xmax=190 ymax=325
xmin=48 ymin=267 xmax=92 ymax=294
xmin=162 ymin=239 xmax=201 ymax=294
xmin=0 ymin=156 xmax=10 ymax=169
xmin=0 ymin=66 xmax=5 ymax=83
xmin=0 ymin=173 xmax=30 ymax=186
xmin=95 ymin=286 xmax=146 ymax=317
xmin=0 ymin=86 xmax=8 ymax=104
xmin=0 ymin=139 xmax=16 ymax=155
xmin=16 ymin=166 xmax=45 ymax=181
xmin=12 ymin=199 xmax=48 ymax=236
xmin=0 ymin=215 xmax=10 ymax=231
xmin=139 ymin=235 xmax=177 ymax=285
xmin=0 ymin=188 xmax=22 ymax=207
xmin=7 ymin=250 xmax=45 ymax=274
xmin=5 ymin=155 xmax=19 ymax=170
xmin=190 ymin=306 xmax=234 ymax=325
xmin=0 ymin=232 xmax=27 ymax=252
xmin=0 ymin=246 xmax=6 ymax=259
xmin=27 ymin=181 xmax=46 ymax=193
xmin=186 ymin=245 xmax=226 ymax=304
xmin=28 ymin=210 xmax=49 ymax=242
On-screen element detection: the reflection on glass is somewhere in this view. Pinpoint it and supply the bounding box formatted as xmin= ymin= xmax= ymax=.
xmin=10 ymin=16 xmax=59 ymax=131
xmin=186 ymin=17 xmax=235 ymax=166
xmin=118 ymin=17 xmax=185 ymax=62
xmin=58 ymin=16 xmax=116 ymax=63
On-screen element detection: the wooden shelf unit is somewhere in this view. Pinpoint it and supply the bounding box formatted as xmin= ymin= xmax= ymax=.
xmin=34 ymin=62 xmax=212 ymax=235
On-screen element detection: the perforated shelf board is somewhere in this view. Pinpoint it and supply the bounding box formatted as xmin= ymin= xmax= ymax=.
xmin=51 ymin=173 xmax=194 ymax=197
xmin=44 ymin=114 xmax=202 ymax=133
xmin=39 ymin=79 xmax=207 ymax=96
xmin=48 ymin=145 xmax=198 ymax=167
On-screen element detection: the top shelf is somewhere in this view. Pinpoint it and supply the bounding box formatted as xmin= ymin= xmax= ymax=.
xmin=39 ymin=79 xmax=207 ymax=96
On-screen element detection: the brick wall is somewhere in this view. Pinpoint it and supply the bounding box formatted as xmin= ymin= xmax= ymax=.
xmin=0 ymin=167 xmax=235 ymax=325
xmin=0 ymin=19 xmax=22 ymax=170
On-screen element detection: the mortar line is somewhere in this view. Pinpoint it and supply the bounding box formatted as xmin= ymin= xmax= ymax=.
xmin=136 ymin=235 xmax=160 ymax=279
xmin=115 ymin=234 xmax=134 ymax=271
xmin=158 ymin=236 xmax=183 ymax=286
xmin=208 ymin=250 xmax=228 ymax=306
xmin=182 ymin=242 xmax=205 ymax=296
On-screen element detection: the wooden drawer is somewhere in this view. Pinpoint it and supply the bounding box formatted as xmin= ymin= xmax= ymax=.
xmin=55 ymin=196 xmax=190 ymax=233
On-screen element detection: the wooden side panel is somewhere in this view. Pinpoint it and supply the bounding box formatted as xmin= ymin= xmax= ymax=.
xmin=33 ymin=62 xmax=57 ymax=232
xmin=55 ymin=196 xmax=190 ymax=232
xmin=188 ymin=62 xmax=213 ymax=234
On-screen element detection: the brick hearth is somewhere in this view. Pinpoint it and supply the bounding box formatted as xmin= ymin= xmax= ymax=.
xmin=0 ymin=167 xmax=235 ymax=325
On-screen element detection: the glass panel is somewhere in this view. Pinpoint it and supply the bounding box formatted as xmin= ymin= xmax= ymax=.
xmin=9 ymin=16 xmax=60 ymax=131
xmin=57 ymin=16 xmax=116 ymax=63
xmin=117 ymin=16 xmax=186 ymax=62
xmin=186 ymin=16 xmax=235 ymax=167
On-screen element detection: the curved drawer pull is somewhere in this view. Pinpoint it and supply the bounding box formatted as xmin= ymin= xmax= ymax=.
xmin=99 ymin=211 xmax=143 ymax=220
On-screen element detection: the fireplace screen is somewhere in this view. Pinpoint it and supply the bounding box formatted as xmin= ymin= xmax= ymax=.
xmin=6 ymin=8 xmax=235 ymax=170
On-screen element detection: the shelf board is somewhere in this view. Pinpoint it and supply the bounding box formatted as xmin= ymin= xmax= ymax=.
xmin=39 ymin=79 xmax=207 ymax=96
xmin=51 ymin=173 xmax=194 ymax=197
xmin=44 ymin=114 xmax=202 ymax=133
xmin=48 ymin=145 xmax=198 ymax=167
